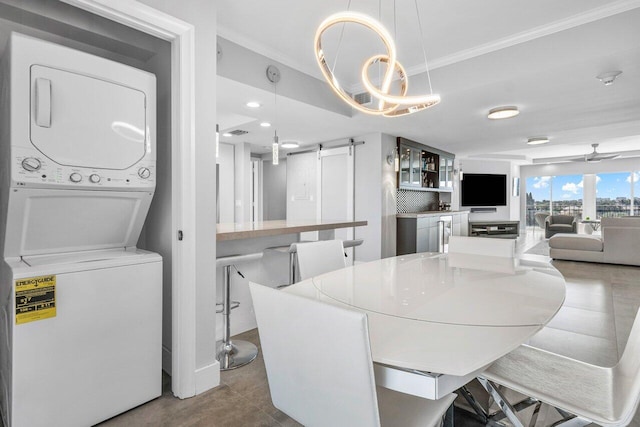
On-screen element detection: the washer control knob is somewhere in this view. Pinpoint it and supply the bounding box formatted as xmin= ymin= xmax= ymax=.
xmin=21 ymin=157 xmax=41 ymax=172
xmin=69 ymin=173 xmax=83 ymax=183
xmin=138 ymin=167 xmax=151 ymax=179
xmin=89 ymin=174 xmax=101 ymax=183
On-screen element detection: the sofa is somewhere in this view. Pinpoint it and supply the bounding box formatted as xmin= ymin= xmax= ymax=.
xmin=549 ymin=217 xmax=640 ymax=266
xmin=545 ymin=215 xmax=577 ymax=238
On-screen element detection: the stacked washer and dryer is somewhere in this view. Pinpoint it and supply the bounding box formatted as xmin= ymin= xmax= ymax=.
xmin=0 ymin=33 xmax=162 ymax=426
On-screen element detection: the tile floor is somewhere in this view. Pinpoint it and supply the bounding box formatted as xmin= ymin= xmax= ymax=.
xmin=20 ymin=230 xmax=640 ymax=426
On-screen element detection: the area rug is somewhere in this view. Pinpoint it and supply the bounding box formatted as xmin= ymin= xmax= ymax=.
xmin=524 ymin=240 xmax=550 ymax=256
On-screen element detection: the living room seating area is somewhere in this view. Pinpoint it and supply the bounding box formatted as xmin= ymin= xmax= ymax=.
xmin=549 ymin=217 xmax=640 ymax=266
xmin=545 ymin=215 xmax=577 ymax=238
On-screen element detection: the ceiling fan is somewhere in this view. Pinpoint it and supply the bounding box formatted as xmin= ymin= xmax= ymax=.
xmin=532 ymin=143 xmax=631 ymax=164
xmin=571 ymin=143 xmax=621 ymax=163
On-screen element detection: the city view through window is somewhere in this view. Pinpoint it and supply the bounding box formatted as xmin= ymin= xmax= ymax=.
xmin=525 ymin=171 xmax=639 ymax=226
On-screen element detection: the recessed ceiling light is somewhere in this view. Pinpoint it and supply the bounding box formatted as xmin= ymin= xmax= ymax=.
xmin=222 ymin=132 xmax=232 ymax=137
xmin=260 ymin=122 xmax=271 ymax=127
xmin=246 ymin=101 xmax=261 ymax=108
xmin=527 ymin=137 xmax=549 ymax=145
xmin=281 ymin=141 xmax=300 ymax=149
xmin=488 ymin=106 xmax=519 ymax=120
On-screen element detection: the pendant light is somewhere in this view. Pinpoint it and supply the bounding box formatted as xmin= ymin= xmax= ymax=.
xmin=314 ymin=0 xmax=440 ymax=117
xmin=216 ymin=124 xmax=220 ymax=158
xmin=266 ymin=65 xmax=281 ymax=165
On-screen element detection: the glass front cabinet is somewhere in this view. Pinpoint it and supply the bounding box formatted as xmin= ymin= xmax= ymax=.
xmin=397 ymin=137 xmax=454 ymax=192
xmin=439 ymin=156 xmax=454 ymax=191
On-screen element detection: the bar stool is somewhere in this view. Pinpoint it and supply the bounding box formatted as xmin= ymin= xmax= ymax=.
xmin=268 ymin=239 xmax=364 ymax=286
xmin=215 ymin=252 xmax=263 ymax=370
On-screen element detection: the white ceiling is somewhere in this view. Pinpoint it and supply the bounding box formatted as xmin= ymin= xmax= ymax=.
xmin=217 ymin=0 xmax=640 ymax=162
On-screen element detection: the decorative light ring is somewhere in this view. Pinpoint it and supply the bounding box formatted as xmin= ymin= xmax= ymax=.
xmin=315 ymin=11 xmax=399 ymax=116
xmin=360 ymin=55 xmax=441 ymax=117
xmin=314 ymin=11 xmax=440 ymax=117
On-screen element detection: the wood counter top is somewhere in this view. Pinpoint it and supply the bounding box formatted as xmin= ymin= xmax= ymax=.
xmin=216 ymin=219 xmax=368 ymax=241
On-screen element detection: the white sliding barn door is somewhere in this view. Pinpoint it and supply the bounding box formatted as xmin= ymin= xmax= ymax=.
xmin=286 ymin=152 xmax=320 ymax=241
xmin=320 ymin=146 xmax=355 ymax=265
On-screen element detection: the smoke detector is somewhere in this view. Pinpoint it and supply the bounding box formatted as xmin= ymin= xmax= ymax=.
xmin=596 ymin=71 xmax=622 ymax=86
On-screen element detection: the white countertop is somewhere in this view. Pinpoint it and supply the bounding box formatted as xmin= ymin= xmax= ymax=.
xmin=216 ymin=219 xmax=367 ymax=241
xmin=284 ymin=252 xmax=565 ymax=376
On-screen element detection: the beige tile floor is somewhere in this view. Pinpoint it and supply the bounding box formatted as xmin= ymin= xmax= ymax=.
xmin=8 ymin=229 xmax=639 ymax=427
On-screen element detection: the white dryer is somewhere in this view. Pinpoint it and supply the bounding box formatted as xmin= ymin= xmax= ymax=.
xmin=0 ymin=33 xmax=162 ymax=427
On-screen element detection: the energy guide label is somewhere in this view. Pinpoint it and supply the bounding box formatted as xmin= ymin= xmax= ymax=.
xmin=15 ymin=275 xmax=56 ymax=325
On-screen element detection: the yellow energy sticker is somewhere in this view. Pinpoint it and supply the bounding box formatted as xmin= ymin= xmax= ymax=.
xmin=15 ymin=275 xmax=56 ymax=325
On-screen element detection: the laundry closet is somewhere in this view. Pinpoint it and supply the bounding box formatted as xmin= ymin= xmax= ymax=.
xmin=0 ymin=3 xmax=174 ymax=426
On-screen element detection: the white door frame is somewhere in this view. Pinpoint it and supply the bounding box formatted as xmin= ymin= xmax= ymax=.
xmin=62 ymin=0 xmax=198 ymax=398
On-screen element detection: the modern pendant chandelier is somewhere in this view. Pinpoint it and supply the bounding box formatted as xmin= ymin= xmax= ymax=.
xmin=314 ymin=1 xmax=440 ymax=117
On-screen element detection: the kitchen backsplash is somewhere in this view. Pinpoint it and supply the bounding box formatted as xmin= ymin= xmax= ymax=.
xmin=396 ymin=189 xmax=439 ymax=213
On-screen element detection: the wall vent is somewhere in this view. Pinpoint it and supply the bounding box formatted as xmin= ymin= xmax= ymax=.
xmin=229 ymin=129 xmax=248 ymax=136
xmin=353 ymin=91 xmax=372 ymax=106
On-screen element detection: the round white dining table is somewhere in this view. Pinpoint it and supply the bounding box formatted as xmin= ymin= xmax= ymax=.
xmin=283 ymin=252 xmax=565 ymax=398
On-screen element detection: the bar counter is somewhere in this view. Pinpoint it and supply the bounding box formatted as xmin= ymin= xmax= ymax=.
xmin=216 ymin=219 xmax=368 ymax=241
xmin=215 ymin=219 xmax=369 ymax=336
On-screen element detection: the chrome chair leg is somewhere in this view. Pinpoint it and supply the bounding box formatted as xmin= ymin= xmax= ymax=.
xmin=478 ymin=377 xmax=525 ymax=427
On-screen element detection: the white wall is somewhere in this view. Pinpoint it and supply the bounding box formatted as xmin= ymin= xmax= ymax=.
xmin=510 ymin=161 xmax=521 ymax=222
xmin=452 ymin=158 xmax=515 ymax=223
xmin=233 ymin=142 xmax=252 ymax=223
xmin=582 ymin=174 xmax=597 ymax=219
xmin=138 ymin=0 xmax=218 ymax=393
xmin=355 ymin=132 xmax=383 ymax=261
xmin=262 ymin=158 xmax=287 ymax=220
xmin=216 ymin=37 xmax=350 ymax=117
xmin=381 ymin=133 xmax=397 ymax=258
xmin=217 ymin=142 xmax=234 ymax=223
xmin=139 ymin=42 xmax=173 ymax=377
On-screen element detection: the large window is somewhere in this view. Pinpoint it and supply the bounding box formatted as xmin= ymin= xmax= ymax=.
xmin=596 ymin=172 xmax=631 ymax=218
xmin=525 ymin=176 xmax=551 ymax=226
xmin=526 ymin=170 xmax=638 ymax=226
xmin=551 ymin=174 xmax=583 ymax=218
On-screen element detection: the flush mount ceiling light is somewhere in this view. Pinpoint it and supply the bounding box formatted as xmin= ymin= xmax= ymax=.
xmin=596 ymin=71 xmax=622 ymax=86
xmin=281 ymin=141 xmax=300 ymax=149
xmin=222 ymin=132 xmax=232 ymax=137
xmin=527 ymin=137 xmax=549 ymax=145
xmin=314 ymin=1 xmax=440 ymax=118
xmin=488 ymin=106 xmax=519 ymax=120
xmin=260 ymin=122 xmax=271 ymax=127
xmin=246 ymin=101 xmax=261 ymax=108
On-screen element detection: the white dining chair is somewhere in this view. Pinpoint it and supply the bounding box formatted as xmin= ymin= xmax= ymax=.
xmin=479 ymin=304 xmax=640 ymax=427
xmin=249 ymin=282 xmax=456 ymax=427
xmin=448 ymin=235 xmax=515 ymax=258
xmin=295 ymin=239 xmax=347 ymax=281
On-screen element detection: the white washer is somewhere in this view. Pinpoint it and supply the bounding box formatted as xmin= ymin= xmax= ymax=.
xmin=0 ymin=33 xmax=161 ymax=427
xmin=3 ymin=249 xmax=161 ymax=427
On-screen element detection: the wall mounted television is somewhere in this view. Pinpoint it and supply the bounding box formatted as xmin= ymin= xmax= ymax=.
xmin=460 ymin=173 xmax=507 ymax=206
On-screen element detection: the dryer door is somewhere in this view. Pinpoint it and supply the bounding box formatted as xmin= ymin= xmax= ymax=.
xmin=30 ymin=65 xmax=148 ymax=170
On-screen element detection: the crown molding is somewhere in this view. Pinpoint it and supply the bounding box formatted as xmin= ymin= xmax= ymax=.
xmin=217 ymin=25 xmax=323 ymax=81
xmin=219 ymin=0 xmax=640 ymax=95
xmin=404 ymin=0 xmax=640 ymax=77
